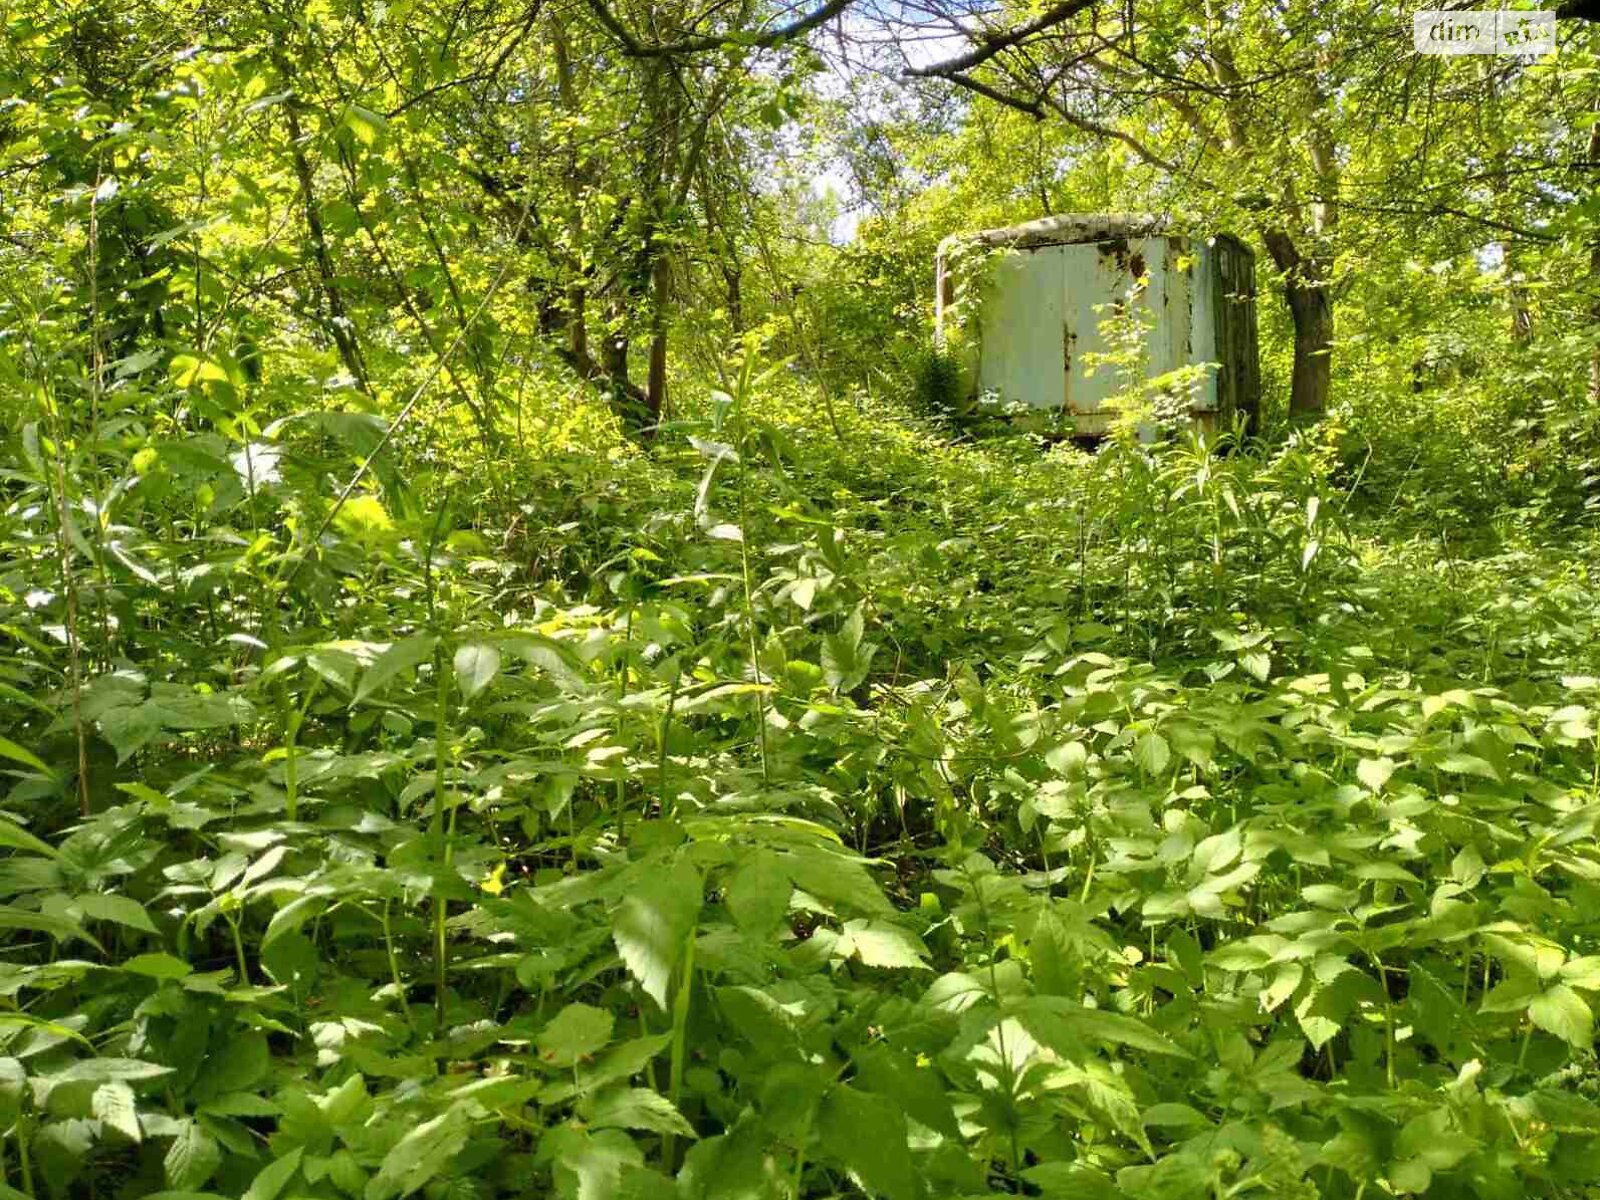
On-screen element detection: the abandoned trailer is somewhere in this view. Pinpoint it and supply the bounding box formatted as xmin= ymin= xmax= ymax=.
xmin=935 ymin=213 xmax=1261 ymax=437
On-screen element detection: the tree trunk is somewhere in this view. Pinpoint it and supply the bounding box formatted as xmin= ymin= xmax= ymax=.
xmin=1285 ymin=278 xmax=1333 ymax=418
xmin=645 ymin=254 xmax=670 ymax=427
xmin=1261 ymin=229 xmax=1331 ymax=418
xmin=599 ymin=327 xmax=649 ymax=424
xmin=1509 ymin=252 xmax=1533 ymax=344
xmin=281 ymin=97 xmax=370 ymax=393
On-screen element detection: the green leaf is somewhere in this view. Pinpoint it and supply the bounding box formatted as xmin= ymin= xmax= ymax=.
xmin=1529 ymin=984 xmax=1593 ymax=1049
xmin=354 ymin=635 xmax=438 ymax=704
xmin=1357 ymin=757 xmax=1396 ymax=792
xmin=1208 ymin=940 xmax=1277 ymax=971
xmin=1239 ymin=650 xmax=1271 ymax=681
xmin=1057 ymin=1059 xmax=1152 ymax=1153
xmin=452 ymin=643 xmax=501 ymax=701
xmin=165 ymin=1119 xmax=222 ymax=1191
xmin=1142 ymin=1103 xmax=1210 ymax=1128
xmin=98 ymin=702 xmax=165 ymax=762
xmin=537 ymin=1003 xmax=615 ymax=1069
xmin=612 ymin=855 xmax=701 ymax=1010
xmin=822 ymin=606 xmax=877 ymax=693
xmin=340 ymin=104 xmax=388 ymax=147
xmin=122 ymin=952 xmax=193 ymax=980
xmin=193 ymin=1033 xmax=269 ymax=1100
xmin=242 ymin=1147 xmax=303 ymax=1200
xmin=0 ymin=1016 xmax=93 ymax=1049
xmin=570 ymin=1034 xmax=672 ymax=1099
xmin=784 ymin=844 xmax=891 ymax=915
xmin=93 ymin=1081 xmax=141 ymax=1143
xmin=1295 ymin=996 xmax=1343 ymax=1051
xmin=262 ymin=894 xmax=327 ymax=950
xmin=1561 ymin=956 xmax=1600 ymax=990
xmin=725 ymin=850 xmax=790 ymax=936
xmin=583 ymin=1088 xmax=697 ymax=1138
xmin=494 ymin=632 xmax=584 ymax=687
xmin=305 ymin=647 xmax=362 ymax=694
xmin=1026 ymin=1000 xmax=1192 ymax=1059
xmin=75 ymin=893 xmax=157 ymax=933
xmin=1134 ymin=731 xmax=1171 ymax=777
xmin=1395 ymin=1107 xmax=1479 ymax=1172
xmin=0 ymin=814 xmax=57 ymax=859
xmin=0 ymin=735 xmax=55 ymax=776
xmin=34 ymin=1120 xmax=93 ymax=1194
xmin=50 ymin=1058 xmax=172 ymax=1087
xmin=853 ymin=1044 xmax=960 ymax=1138
xmin=365 ymin=1103 xmax=468 ymax=1200
xmin=1435 ymin=752 xmax=1499 ymax=781
xmin=1045 ymin=740 xmax=1088 ymax=777
xmin=545 ymin=1126 xmax=644 ymax=1200
xmin=1389 ymin=1157 xmax=1432 ymax=1194
xmin=0 ymin=1058 xmax=24 ymax=1130
xmin=149 ymin=687 xmax=257 ymax=731
xmin=0 ymin=904 xmax=99 ymax=948
xmin=838 ymin=919 xmax=929 ymax=970
xmin=1260 ymin=962 xmax=1303 ymax=1012
xmin=679 ymin=1123 xmax=781 ymax=1200
xmin=817 ymin=1084 xmax=916 ymax=1200
xmin=198 ymin=1093 xmax=279 ymax=1118
xmin=171 ymin=354 xmax=231 ymax=388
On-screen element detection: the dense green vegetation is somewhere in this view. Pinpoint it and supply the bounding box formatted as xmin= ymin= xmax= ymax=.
xmin=4 ymin=3 xmax=1600 ymax=1199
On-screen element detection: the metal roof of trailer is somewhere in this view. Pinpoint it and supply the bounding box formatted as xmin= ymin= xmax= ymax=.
xmin=943 ymin=213 xmax=1170 ymax=255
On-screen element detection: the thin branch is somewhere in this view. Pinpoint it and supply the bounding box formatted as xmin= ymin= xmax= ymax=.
xmin=1316 ymin=197 xmax=1558 ymax=242
xmin=385 ymin=1 xmax=543 ymax=116
xmin=1043 ymin=97 xmax=1177 ymax=171
xmin=920 ymin=70 xmax=1177 ymax=173
xmin=586 ymin=0 xmax=855 ymax=57
xmin=938 ymin=70 xmax=1049 ymax=119
xmin=904 ymin=0 xmax=1096 ymax=77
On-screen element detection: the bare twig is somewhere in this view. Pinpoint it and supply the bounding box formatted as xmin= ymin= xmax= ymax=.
xmin=585 ymin=0 xmax=857 ymax=57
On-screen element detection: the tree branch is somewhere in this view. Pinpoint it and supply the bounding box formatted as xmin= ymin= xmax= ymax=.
xmin=386 ymin=2 xmax=543 ymax=117
xmin=585 ymin=0 xmax=856 ymax=57
xmin=939 ymin=71 xmax=1049 ymax=119
xmin=918 ymin=70 xmax=1177 ymax=172
xmin=1315 ymin=197 xmax=1557 ymax=243
xmin=1043 ymin=97 xmax=1177 ymax=171
xmin=903 ymin=0 xmax=1097 ymax=78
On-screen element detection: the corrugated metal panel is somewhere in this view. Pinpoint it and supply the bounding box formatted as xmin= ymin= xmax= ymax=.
xmin=973 ymin=246 xmax=1067 ymax=419
xmin=937 ymin=218 xmax=1258 ymax=436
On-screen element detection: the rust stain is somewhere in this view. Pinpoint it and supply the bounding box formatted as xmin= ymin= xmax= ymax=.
xmin=1096 ymin=237 xmax=1131 ymax=273
xmin=1095 ymin=237 xmax=1147 ymax=281
xmin=1062 ymin=325 xmax=1080 ymax=413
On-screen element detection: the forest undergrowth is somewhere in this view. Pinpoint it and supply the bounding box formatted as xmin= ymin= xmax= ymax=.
xmin=3 ymin=357 xmax=1600 ymax=1200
